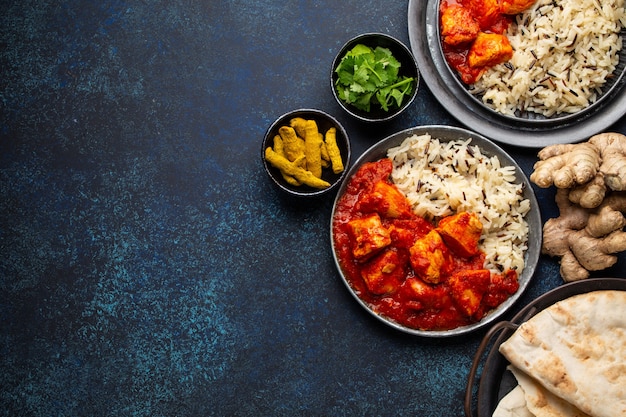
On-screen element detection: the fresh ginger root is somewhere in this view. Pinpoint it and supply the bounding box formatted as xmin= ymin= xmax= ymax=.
xmin=568 ymin=175 xmax=607 ymax=209
xmin=542 ymin=189 xmax=626 ymax=281
xmin=589 ymin=132 xmax=626 ymax=192
xmin=532 ymin=132 xmax=626 ymax=281
xmin=586 ymin=192 xmax=626 ymax=238
xmin=530 ymin=142 xmax=600 ymax=191
xmin=531 ymin=132 xmax=626 ymax=208
xmin=559 ymin=230 xmax=626 ymax=281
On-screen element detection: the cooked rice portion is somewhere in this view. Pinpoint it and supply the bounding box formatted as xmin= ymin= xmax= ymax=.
xmin=470 ymin=0 xmax=626 ymax=117
xmin=386 ymin=133 xmax=530 ymax=274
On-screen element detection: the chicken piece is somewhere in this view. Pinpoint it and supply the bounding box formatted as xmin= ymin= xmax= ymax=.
xmin=440 ymin=4 xmax=480 ymax=46
xmin=448 ymin=269 xmax=490 ymax=317
xmin=463 ymin=0 xmax=501 ymax=30
xmin=437 ymin=212 xmax=483 ymax=257
xmin=357 ymin=180 xmax=414 ymax=219
xmin=468 ymin=32 xmax=513 ymax=68
xmin=347 ymin=213 xmax=391 ymax=261
xmin=500 ymin=0 xmax=536 ymax=14
xmin=360 ymin=249 xmax=406 ymax=295
xmin=409 ymin=230 xmax=453 ymax=284
xmin=401 ymin=277 xmax=450 ymax=311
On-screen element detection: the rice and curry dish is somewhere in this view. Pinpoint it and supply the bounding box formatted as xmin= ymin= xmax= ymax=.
xmin=440 ymin=0 xmax=626 ymax=117
xmin=332 ymin=134 xmax=530 ymax=331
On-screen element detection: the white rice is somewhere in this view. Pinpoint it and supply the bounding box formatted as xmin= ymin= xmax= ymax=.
xmin=470 ymin=0 xmax=626 ymax=117
xmin=386 ymin=134 xmax=530 ymax=274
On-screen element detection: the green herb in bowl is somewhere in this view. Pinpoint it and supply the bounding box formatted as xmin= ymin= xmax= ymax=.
xmin=334 ymin=44 xmax=416 ymax=113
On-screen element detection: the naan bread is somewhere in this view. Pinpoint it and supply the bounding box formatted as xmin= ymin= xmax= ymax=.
xmin=509 ymin=366 xmax=589 ymax=417
xmin=498 ymin=290 xmax=626 ymax=417
xmin=492 ymin=367 xmax=590 ymax=417
xmin=492 ymin=385 xmax=534 ymax=417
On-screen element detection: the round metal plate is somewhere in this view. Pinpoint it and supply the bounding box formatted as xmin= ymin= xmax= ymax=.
xmin=330 ymin=125 xmax=541 ymax=337
xmin=408 ymin=0 xmax=626 ymax=147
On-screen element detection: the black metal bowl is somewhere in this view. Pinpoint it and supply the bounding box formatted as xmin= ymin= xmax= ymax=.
xmin=331 ymin=33 xmax=420 ymax=123
xmin=262 ymin=109 xmax=351 ymax=198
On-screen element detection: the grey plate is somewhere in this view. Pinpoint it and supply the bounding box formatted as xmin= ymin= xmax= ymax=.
xmin=407 ymin=0 xmax=626 ymax=147
xmin=330 ymin=125 xmax=542 ymax=337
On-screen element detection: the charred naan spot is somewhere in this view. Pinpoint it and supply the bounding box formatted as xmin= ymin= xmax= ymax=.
xmin=520 ymin=322 xmax=539 ymax=346
xmin=548 ymin=303 xmax=574 ymax=326
xmin=534 ymin=390 xmax=549 ymax=407
xmin=565 ymin=331 xmax=606 ymax=361
xmin=537 ymin=353 xmax=576 ymax=395
xmin=604 ymin=363 xmax=626 ymax=383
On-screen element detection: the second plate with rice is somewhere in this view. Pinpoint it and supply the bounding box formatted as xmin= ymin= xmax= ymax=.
xmin=408 ymin=0 xmax=626 ymax=146
xmin=458 ymin=0 xmax=626 ymax=123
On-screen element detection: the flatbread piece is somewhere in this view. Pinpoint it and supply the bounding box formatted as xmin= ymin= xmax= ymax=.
xmin=509 ymin=366 xmax=590 ymax=417
xmin=498 ymin=290 xmax=626 ymax=417
xmin=492 ymin=385 xmax=534 ymax=417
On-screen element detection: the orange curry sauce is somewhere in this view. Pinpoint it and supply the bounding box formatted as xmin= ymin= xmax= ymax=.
xmin=332 ymin=158 xmax=519 ymax=331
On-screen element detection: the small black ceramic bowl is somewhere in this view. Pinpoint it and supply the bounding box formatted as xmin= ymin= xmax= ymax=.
xmin=331 ymin=33 xmax=420 ymax=123
xmin=262 ymin=109 xmax=351 ymax=198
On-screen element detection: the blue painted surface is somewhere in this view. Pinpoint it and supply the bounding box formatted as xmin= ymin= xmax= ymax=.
xmin=1 ymin=1 xmax=624 ymax=416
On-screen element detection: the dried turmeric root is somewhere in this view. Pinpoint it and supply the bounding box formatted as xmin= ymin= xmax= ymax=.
xmin=265 ymin=147 xmax=331 ymax=189
xmin=266 ymin=118 xmax=345 ymax=191
xmin=303 ymin=119 xmax=323 ymax=178
xmin=272 ymin=134 xmax=301 ymax=186
xmin=278 ymin=126 xmax=306 ymax=166
xmin=324 ymin=127 xmax=344 ymax=175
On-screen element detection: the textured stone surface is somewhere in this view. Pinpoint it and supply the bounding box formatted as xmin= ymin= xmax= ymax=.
xmin=1 ymin=1 xmax=624 ymax=416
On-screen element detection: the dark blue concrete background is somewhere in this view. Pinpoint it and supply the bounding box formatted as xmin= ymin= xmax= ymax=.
xmin=1 ymin=1 xmax=624 ymax=416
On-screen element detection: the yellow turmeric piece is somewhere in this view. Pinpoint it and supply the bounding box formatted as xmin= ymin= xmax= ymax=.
xmin=291 ymin=117 xmax=329 ymax=167
xmin=289 ymin=117 xmax=308 ymax=138
xmin=304 ymin=120 xmax=323 ymax=178
xmin=272 ymin=135 xmax=301 ymax=186
xmin=278 ymin=126 xmax=305 ymax=166
xmin=319 ymin=133 xmax=330 ymax=168
xmin=324 ymin=127 xmax=344 ymax=174
xmin=265 ymin=147 xmax=331 ymax=189
xmin=273 ymin=134 xmax=284 ymax=154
